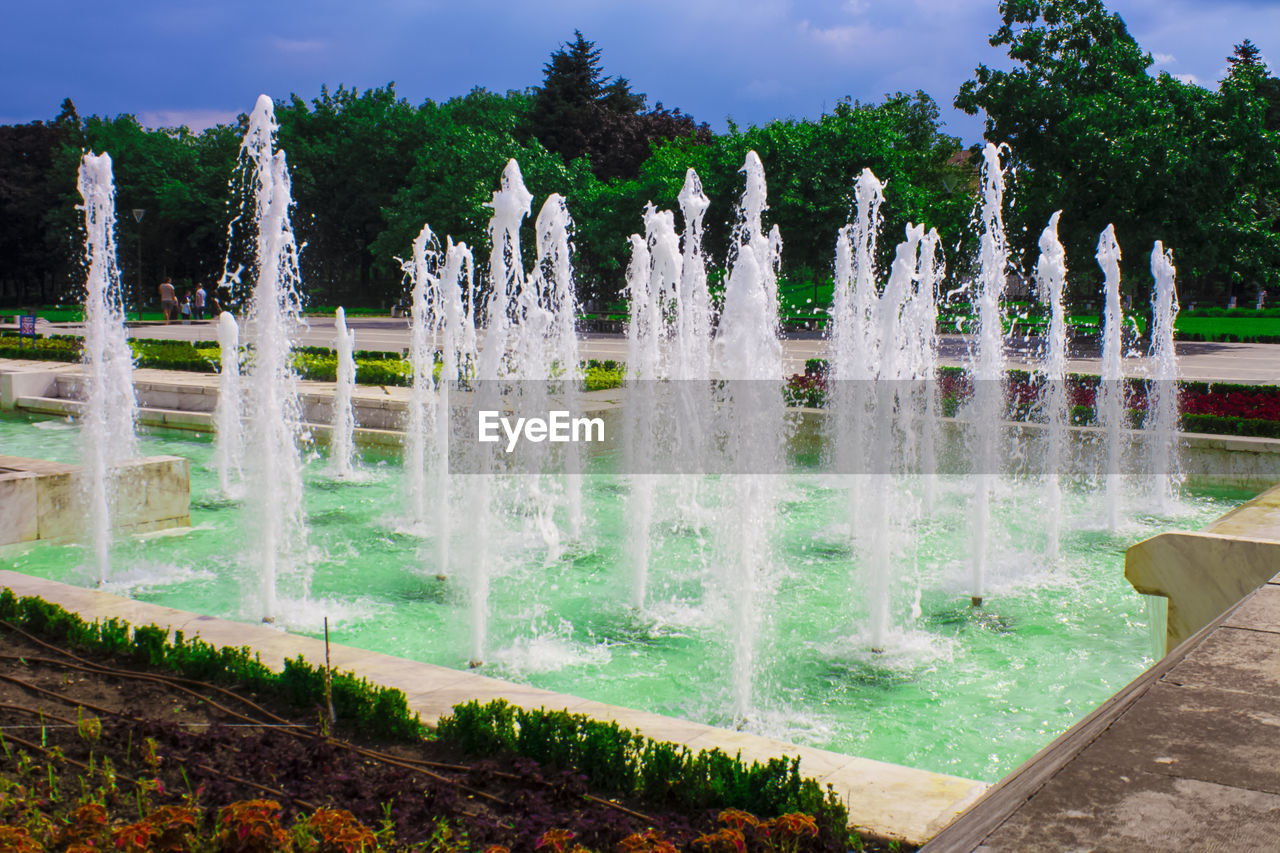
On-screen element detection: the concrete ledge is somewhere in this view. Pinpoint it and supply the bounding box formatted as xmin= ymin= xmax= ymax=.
xmin=0 ymin=569 xmax=986 ymax=846
xmin=0 ymin=454 xmax=190 ymax=545
xmin=1126 ymin=484 xmax=1280 ymax=649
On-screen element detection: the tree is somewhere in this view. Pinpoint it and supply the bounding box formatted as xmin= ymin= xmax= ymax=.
xmin=525 ymin=31 xmax=607 ymax=165
xmin=524 ymin=31 xmax=711 ymax=181
xmin=956 ymin=0 xmax=1280 ymax=303
xmin=572 ymin=91 xmax=967 ymax=307
xmin=0 ymin=119 xmax=76 ymax=306
xmin=373 ymin=87 xmax=599 ymax=305
xmin=1227 ymin=39 xmax=1280 ymax=132
xmin=275 ymin=84 xmax=428 ymax=306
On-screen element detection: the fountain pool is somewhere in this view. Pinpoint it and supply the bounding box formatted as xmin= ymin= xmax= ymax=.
xmin=0 ymin=411 xmax=1250 ymax=783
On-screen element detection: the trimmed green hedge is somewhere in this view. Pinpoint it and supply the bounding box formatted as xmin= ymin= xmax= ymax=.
xmin=1181 ymin=414 xmax=1280 ymax=439
xmin=0 ymin=332 xmax=625 ymax=392
xmin=0 ymin=589 xmax=422 ymax=741
xmin=437 ymin=698 xmax=848 ymax=835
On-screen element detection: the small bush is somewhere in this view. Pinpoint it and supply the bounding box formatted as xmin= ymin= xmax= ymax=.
xmin=0 ymin=591 xmax=423 ymax=741
xmin=436 ymin=700 xmax=848 ymax=837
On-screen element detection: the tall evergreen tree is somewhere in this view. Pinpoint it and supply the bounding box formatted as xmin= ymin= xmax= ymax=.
xmin=525 ymin=31 xmax=709 ymax=181
xmin=526 ymin=30 xmax=607 ymax=163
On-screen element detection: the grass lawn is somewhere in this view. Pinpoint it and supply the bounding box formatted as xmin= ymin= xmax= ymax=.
xmin=1173 ymin=315 xmax=1280 ymax=339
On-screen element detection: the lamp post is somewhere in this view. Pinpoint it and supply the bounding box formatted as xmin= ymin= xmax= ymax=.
xmin=132 ymin=209 xmax=145 ymax=320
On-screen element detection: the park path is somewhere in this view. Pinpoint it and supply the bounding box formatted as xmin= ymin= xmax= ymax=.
xmin=7 ymin=315 xmax=1279 ymax=383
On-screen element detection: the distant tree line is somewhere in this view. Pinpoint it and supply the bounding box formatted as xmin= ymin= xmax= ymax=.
xmin=1 ymin=3 xmax=1277 ymax=314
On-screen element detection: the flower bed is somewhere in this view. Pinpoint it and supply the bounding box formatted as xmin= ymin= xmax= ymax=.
xmin=789 ymin=361 xmax=1280 ymax=439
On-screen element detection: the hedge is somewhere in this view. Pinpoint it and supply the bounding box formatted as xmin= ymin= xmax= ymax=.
xmin=0 ymin=590 xmax=422 ymax=741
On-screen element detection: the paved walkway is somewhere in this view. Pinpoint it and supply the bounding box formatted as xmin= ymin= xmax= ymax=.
xmin=7 ymin=316 xmax=1280 ymax=383
xmin=923 ymin=486 xmax=1280 ymax=852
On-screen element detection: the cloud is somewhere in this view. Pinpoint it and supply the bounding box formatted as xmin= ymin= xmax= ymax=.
xmin=1152 ymin=52 xmax=1175 ymax=64
xmin=139 ymin=109 xmax=240 ymax=130
xmin=270 ymin=37 xmax=329 ymax=54
xmin=1173 ymin=72 xmax=1201 ymax=85
xmin=797 ymin=19 xmax=872 ymax=50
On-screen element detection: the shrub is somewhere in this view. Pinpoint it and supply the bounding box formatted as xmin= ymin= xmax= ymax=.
xmin=436 ymin=700 xmax=848 ymax=837
xmin=0 ymin=591 xmax=423 ymax=741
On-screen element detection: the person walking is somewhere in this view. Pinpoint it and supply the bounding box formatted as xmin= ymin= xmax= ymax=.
xmin=180 ymin=292 xmax=192 ymax=324
xmin=158 ymin=277 xmax=178 ymax=324
xmin=194 ymin=283 xmax=207 ymax=321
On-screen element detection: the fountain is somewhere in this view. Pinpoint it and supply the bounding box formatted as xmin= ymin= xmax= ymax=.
xmin=76 ymin=152 xmax=138 ymax=585
xmin=712 ymin=151 xmax=788 ymax=722
xmin=1096 ymin=224 xmax=1126 ymax=530
xmin=10 ymin=127 xmax=1249 ymax=792
xmin=1035 ymin=211 xmax=1069 ymax=560
xmin=231 ymin=94 xmax=308 ymax=623
xmin=331 ymin=307 xmax=357 ymax=478
xmin=967 ymin=143 xmax=1011 ymax=608
xmin=1148 ymin=242 xmax=1181 ymax=510
xmin=214 ymin=311 xmax=243 ymax=497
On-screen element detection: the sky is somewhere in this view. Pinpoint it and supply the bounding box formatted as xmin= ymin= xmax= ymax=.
xmin=3 ymin=0 xmax=1278 ymax=146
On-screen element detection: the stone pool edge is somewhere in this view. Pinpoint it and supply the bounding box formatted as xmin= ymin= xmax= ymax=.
xmin=0 ymin=569 xmax=987 ymax=846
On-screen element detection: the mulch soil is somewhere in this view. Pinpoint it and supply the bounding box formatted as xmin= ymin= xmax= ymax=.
xmin=0 ymin=624 xmax=906 ymax=851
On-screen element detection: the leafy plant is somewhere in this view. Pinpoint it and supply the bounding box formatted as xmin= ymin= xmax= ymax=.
xmin=436 ymin=700 xmax=848 ymax=837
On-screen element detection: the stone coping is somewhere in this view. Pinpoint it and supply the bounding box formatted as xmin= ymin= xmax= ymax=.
xmin=1126 ymin=484 xmax=1280 ymax=649
xmin=0 ymin=455 xmax=190 ymax=546
xmin=0 ymin=569 xmax=986 ymax=846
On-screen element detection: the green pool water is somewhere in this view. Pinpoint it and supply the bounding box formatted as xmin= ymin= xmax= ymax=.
xmin=0 ymin=412 xmax=1249 ymax=783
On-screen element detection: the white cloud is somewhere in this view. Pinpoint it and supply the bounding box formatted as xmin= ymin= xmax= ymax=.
xmin=270 ymin=37 xmax=328 ymax=54
xmin=1153 ymin=52 xmax=1175 ymax=64
xmin=139 ymin=109 xmax=239 ymax=130
xmin=798 ymin=19 xmax=871 ymax=50
xmin=1173 ymin=72 xmax=1201 ymax=85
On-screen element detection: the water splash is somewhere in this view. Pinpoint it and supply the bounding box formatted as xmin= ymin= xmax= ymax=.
xmin=77 ymin=152 xmax=137 ymax=585
xmin=1148 ymin=241 xmax=1181 ymax=510
xmin=1096 ymin=224 xmax=1125 ymax=530
xmin=1035 ymin=211 xmax=1069 ymax=559
xmin=214 ymin=311 xmax=243 ymax=497
xmin=331 ymin=307 xmax=357 ymax=477
xmin=233 ymin=94 xmax=308 ymax=623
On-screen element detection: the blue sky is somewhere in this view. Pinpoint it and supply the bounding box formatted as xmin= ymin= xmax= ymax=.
xmin=3 ymin=0 xmax=1277 ymax=145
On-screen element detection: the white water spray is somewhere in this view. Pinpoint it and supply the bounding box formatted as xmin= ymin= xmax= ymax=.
xmin=235 ymin=94 xmax=308 ymax=622
xmin=1035 ymin=211 xmax=1069 ymax=559
xmin=214 ymin=312 xmax=243 ymax=496
xmin=1148 ymin=242 xmax=1181 ymax=510
xmin=331 ymin=307 xmax=357 ymax=477
xmin=968 ymin=143 xmax=1010 ymax=607
xmin=1096 ymin=224 xmax=1125 ymax=530
xmin=77 ymin=152 xmax=137 ymax=585
xmin=714 ymin=151 xmax=787 ymax=723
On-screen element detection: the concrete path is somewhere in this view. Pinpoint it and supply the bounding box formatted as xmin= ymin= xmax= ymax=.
xmin=9 ymin=316 xmax=1280 ymax=383
xmin=922 ymin=491 xmax=1280 ymax=852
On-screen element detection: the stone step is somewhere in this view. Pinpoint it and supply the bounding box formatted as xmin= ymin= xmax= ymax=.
xmin=14 ymin=395 xmax=402 ymax=447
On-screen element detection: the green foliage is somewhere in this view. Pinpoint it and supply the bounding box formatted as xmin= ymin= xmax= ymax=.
xmin=1181 ymin=413 xmax=1280 ymax=438
xmin=436 ymin=699 xmax=848 ymax=835
xmin=583 ymin=359 xmax=625 ymax=391
xmin=0 ymin=591 xmax=423 ymax=740
xmin=956 ymin=0 xmax=1280 ymax=304
xmin=275 ymin=84 xmax=429 ymax=306
xmin=584 ymin=91 xmax=967 ymax=301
